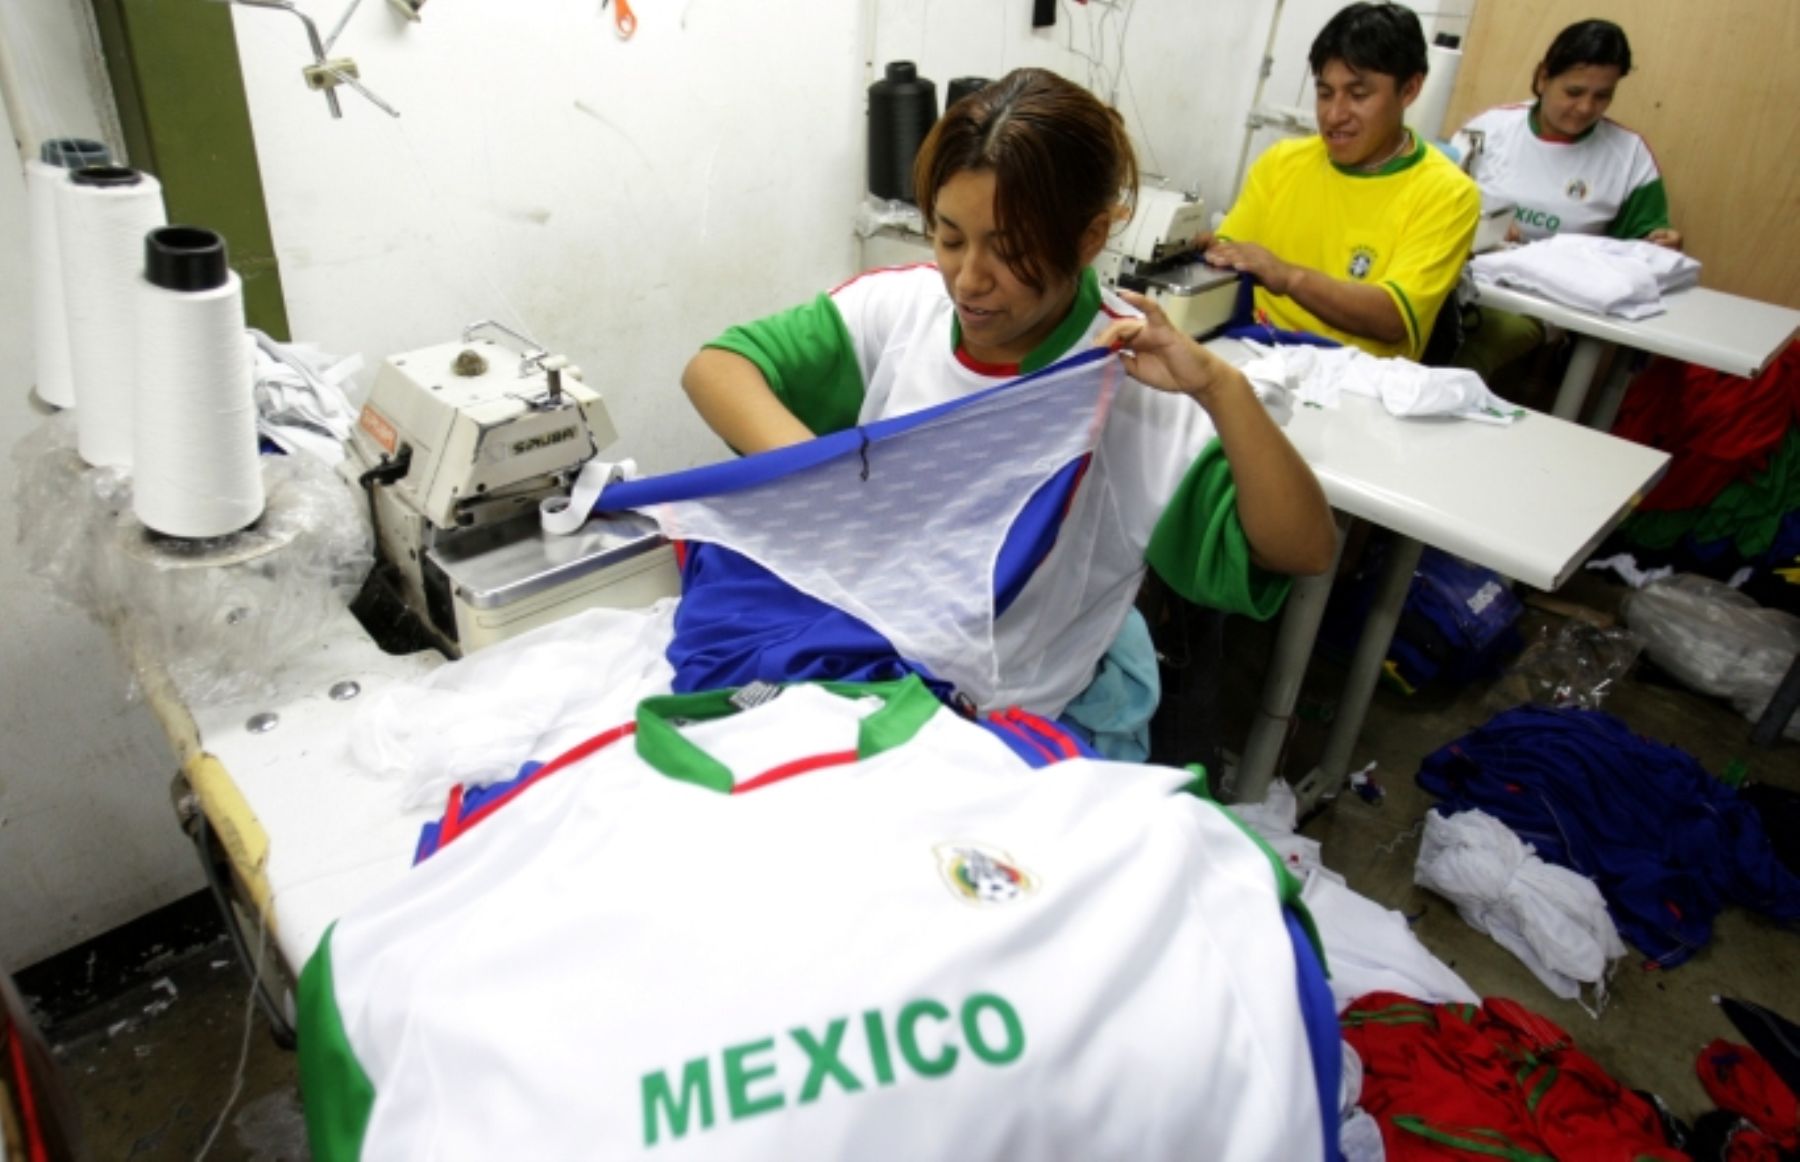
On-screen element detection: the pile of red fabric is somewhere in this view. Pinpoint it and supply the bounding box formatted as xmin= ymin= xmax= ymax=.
xmin=1614 ymin=344 xmax=1800 ymax=516
xmin=1342 ymin=991 xmax=1685 ymax=1160
xmin=1697 ymin=1039 xmax=1800 ymax=1161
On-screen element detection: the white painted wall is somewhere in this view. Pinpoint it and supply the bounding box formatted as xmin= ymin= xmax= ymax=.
xmin=869 ymin=0 xmax=1480 ymax=213
xmin=0 ymin=9 xmax=202 ymax=971
xmin=231 ymin=0 xmax=867 ymax=474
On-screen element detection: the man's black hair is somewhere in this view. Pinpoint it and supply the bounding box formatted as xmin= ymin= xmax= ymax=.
xmin=1537 ymin=19 xmax=1633 ymax=88
xmin=1308 ymin=2 xmax=1428 ymax=82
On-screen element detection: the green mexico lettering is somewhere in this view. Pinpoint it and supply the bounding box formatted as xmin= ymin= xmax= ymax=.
xmin=1517 ymin=206 xmax=1562 ymax=232
xmin=640 ymin=992 xmax=1026 ymax=1147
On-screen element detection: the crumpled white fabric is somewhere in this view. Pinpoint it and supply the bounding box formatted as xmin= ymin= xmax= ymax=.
xmin=1229 ymin=777 xmax=1325 ymax=878
xmin=1240 ymin=340 xmax=1521 ymax=424
xmin=250 ymin=329 xmax=362 ymax=464
xmin=348 ymin=600 xmax=678 ymax=807
xmin=1229 ymin=782 xmax=1478 ymax=1012
xmin=1414 ymin=808 xmax=1626 ymax=1004
xmin=1470 ymin=234 xmax=1701 ymax=320
xmin=1301 ymin=869 xmax=1481 ymax=1012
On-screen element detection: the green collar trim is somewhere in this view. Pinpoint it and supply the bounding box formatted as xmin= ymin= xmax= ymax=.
xmin=633 ymin=676 xmax=942 ymax=792
xmin=949 ymin=267 xmax=1103 ymax=375
xmin=1329 ymin=131 xmax=1428 ymax=178
xmin=1527 ymin=102 xmax=1598 ymax=144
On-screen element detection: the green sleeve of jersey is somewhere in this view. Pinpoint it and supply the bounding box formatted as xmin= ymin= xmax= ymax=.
xmin=296 ymin=926 xmax=376 ymax=1162
xmin=1144 ymin=439 xmax=1291 ymax=620
xmin=1607 ymin=177 xmax=1671 ymax=240
xmin=704 ymin=293 xmax=868 ymax=437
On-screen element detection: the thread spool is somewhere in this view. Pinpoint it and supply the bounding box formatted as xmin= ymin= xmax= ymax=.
xmin=946 ymin=77 xmax=990 ymax=111
xmin=868 ymin=61 xmax=937 ymax=204
xmin=59 ymin=165 xmax=167 ymax=468
xmin=1414 ymin=36 xmax=1464 ymax=142
xmin=26 ymin=138 xmax=112 ymax=410
xmin=133 ymin=226 xmax=265 ymax=539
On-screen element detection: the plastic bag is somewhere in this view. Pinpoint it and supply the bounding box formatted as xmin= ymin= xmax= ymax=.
xmin=1483 ymin=620 xmax=1642 ymax=713
xmin=12 ymin=413 xmax=375 ymax=708
xmin=852 ymin=194 xmax=926 ymax=239
xmin=1623 ymin=573 xmax=1800 ymax=738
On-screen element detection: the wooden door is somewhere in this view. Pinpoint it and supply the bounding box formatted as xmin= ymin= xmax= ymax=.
xmin=1446 ymin=0 xmax=1800 ymax=308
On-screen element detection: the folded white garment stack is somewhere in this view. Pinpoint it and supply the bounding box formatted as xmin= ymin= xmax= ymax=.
xmin=1414 ymin=807 xmax=1626 ymax=1006
xmin=1470 ymin=234 xmax=1702 ymax=320
xmin=1240 ymin=340 xmax=1522 ymax=424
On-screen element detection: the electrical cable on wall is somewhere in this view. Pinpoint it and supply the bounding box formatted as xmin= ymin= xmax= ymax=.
xmin=1056 ymin=0 xmax=1164 ymax=179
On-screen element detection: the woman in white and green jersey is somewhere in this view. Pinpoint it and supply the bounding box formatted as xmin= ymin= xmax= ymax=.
xmin=1452 ymin=19 xmax=1683 ymax=380
xmin=680 ymin=68 xmax=1335 ymax=735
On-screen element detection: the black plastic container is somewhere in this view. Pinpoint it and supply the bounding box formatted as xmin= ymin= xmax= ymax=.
xmin=868 ymin=61 xmax=938 ymax=204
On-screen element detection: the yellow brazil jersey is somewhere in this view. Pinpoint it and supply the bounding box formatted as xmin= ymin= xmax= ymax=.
xmin=1219 ymin=134 xmax=1479 ymax=360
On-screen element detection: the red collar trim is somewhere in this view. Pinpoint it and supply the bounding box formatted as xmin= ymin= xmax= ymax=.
xmin=954 ymin=345 xmax=1020 ymax=377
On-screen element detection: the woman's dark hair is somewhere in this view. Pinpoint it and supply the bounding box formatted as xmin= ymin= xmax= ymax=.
xmin=913 ymin=67 xmax=1138 ymax=292
xmin=1308 ymin=2 xmax=1428 ymax=84
xmin=1535 ymin=19 xmax=1633 ymax=92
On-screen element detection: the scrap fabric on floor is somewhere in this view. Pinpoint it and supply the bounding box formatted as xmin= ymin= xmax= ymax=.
xmin=1697 ymin=1039 xmax=1800 ymax=1157
xmin=1412 ymin=807 xmax=1625 ymax=1003
xmin=1416 ymin=705 xmax=1800 ymax=967
xmin=1342 ymin=992 xmax=1685 ymax=1161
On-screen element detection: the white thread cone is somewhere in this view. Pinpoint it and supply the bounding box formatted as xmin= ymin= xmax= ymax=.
xmin=133 ymin=271 xmax=265 ymax=537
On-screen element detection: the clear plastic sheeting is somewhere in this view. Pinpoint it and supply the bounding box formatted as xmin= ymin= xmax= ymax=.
xmin=1414 ymin=808 xmax=1626 ymax=1009
xmin=1624 ymin=573 xmax=1800 ymax=739
xmin=12 ymin=413 xmax=374 ymax=708
xmin=1483 ymin=620 xmax=1643 ymax=713
xmin=852 ymin=194 xmax=927 ymax=239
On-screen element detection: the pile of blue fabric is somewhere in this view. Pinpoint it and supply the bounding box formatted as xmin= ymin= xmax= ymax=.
xmin=1326 ymin=541 xmax=1525 ymax=694
xmin=1417 ymin=705 xmax=1800 ymax=967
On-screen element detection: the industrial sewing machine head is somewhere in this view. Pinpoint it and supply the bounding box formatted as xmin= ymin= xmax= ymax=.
xmin=1094 ymin=185 xmax=1240 ymax=338
xmin=344 ymin=320 xmax=676 ymax=657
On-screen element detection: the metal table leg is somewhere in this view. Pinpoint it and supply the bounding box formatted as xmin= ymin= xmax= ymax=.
xmin=1585 ymin=350 xmax=1639 ymax=432
xmin=1552 ymin=336 xmax=1609 ymax=422
xmin=1231 ymin=517 xmax=1348 ymax=803
xmin=1292 ymin=534 xmax=1424 ymax=812
xmin=1752 ymin=653 xmax=1800 ymax=748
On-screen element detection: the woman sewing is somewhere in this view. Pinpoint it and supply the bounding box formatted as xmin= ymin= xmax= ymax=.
xmin=1452 ymin=20 xmax=1681 ymax=379
xmin=680 ymin=68 xmax=1334 ymax=757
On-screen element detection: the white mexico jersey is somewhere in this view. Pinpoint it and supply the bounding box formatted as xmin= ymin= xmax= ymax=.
xmin=831 ymin=265 xmax=1232 ymax=716
xmin=1460 ymin=104 xmax=1663 ymax=240
xmin=300 ymin=679 xmax=1334 ymax=1161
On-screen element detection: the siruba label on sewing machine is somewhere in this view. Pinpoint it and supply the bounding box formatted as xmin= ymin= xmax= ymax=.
xmin=510 ymin=425 xmax=581 ymax=457
xmin=357 ymin=404 xmax=398 ymax=455
xmin=639 ymin=992 xmax=1026 ymax=1147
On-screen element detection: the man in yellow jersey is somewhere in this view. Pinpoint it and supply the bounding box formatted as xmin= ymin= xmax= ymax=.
xmin=1202 ymin=2 xmax=1478 ymax=360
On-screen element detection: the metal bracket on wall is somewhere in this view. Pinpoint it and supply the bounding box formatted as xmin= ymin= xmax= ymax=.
xmin=208 ymin=0 xmax=401 ymax=119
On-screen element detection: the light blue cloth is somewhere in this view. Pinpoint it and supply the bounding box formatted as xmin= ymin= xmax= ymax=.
xmin=1058 ymin=607 xmax=1161 ymax=763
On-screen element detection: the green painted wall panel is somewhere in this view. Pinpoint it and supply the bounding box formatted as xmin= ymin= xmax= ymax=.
xmin=89 ymin=0 xmax=290 ymax=339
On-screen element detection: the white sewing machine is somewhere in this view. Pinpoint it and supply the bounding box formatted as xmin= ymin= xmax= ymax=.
xmin=345 ymin=321 xmax=677 ymax=656
xmin=1096 ymin=185 xmax=1240 ymax=338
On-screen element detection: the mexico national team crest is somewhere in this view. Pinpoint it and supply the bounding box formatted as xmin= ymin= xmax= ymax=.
xmin=935 ymin=842 xmax=1038 ymax=905
xmin=1565 ymin=178 xmax=1589 ymax=202
xmin=1347 ymin=246 xmax=1377 ymax=280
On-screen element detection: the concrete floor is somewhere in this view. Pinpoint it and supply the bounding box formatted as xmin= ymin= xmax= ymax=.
xmin=34 ymin=572 xmax=1800 ymax=1158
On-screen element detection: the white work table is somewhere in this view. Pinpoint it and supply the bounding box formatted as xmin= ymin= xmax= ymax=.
xmin=1472 ymin=282 xmax=1800 ymax=426
xmin=1210 ymin=337 xmax=1670 ymax=807
xmin=147 ymin=608 xmax=442 ymax=974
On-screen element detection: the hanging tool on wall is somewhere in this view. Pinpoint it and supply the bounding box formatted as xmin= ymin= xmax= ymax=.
xmin=211 ymin=0 xmax=402 ymax=119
